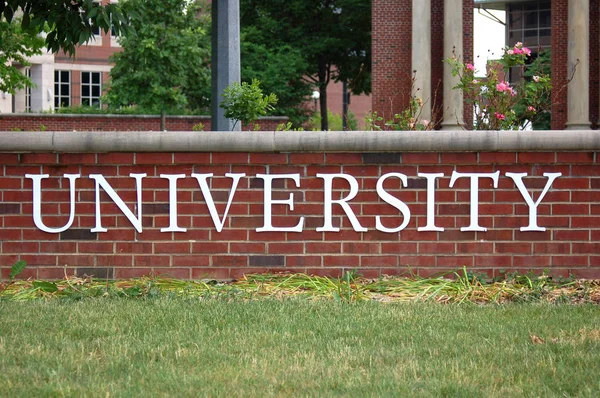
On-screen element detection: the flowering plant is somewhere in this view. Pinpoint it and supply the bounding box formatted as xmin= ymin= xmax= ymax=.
xmin=366 ymin=74 xmax=436 ymax=131
xmin=446 ymin=43 xmax=552 ymax=130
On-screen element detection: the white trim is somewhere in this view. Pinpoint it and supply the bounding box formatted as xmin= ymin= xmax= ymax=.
xmin=53 ymin=63 xmax=112 ymax=72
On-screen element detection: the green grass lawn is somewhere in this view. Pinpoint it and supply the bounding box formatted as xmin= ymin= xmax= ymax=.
xmin=0 ymin=298 xmax=599 ymax=397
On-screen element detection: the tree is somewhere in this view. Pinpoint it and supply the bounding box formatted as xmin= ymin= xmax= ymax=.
xmin=241 ymin=27 xmax=312 ymax=127
xmin=0 ymin=18 xmax=45 ymax=94
xmin=105 ymin=0 xmax=211 ymax=131
xmin=1 ymin=1 xmax=128 ymax=95
xmin=1 ymin=1 xmax=128 ymax=55
xmin=240 ymin=0 xmax=371 ymax=130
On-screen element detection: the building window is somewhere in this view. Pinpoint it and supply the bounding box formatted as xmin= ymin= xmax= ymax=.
xmin=507 ymin=1 xmax=551 ymax=50
xmin=54 ymin=70 xmax=71 ymax=109
xmin=81 ymin=71 xmax=102 ymax=107
xmin=25 ymin=67 xmax=31 ymax=112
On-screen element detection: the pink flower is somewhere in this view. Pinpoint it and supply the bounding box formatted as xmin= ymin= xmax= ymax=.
xmin=527 ymin=106 xmax=536 ymax=112
xmin=466 ymin=63 xmax=475 ymax=71
xmin=472 ymin=79 xmax=479 ymax=84
xmin=494 ymin=112 xmax=506 ymax=120
xmin=496 ymin=81 xmax=510 ymax=92
xmin=523 ymin=47 xmax=531 ymax=56
xmin=507 ymin=49 xmax=514 ymax=55
xmin=513 ymin=47 xmax=523 ymax=55
xmin=533 ymin=75 xmax=540 ymax=83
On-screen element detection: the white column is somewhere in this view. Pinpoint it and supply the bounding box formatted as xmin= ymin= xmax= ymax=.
xmin=441 ymin=0 xmax=464 ymax=130
xmin=566 ymin=0 xmax=591 ymax=129
xmin=412 ymin=0 xmax=431 ymax=122
xmin=29 ymin=63 xmax=55 ymax=113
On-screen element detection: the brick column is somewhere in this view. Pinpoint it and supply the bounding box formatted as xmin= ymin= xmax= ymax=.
xmin=412 ymin=0 xmax=431 ymax=121
xmin=551 ymin=0 xmax=568 ymax=129
xmin=441 ymin=0 xmax=464 ymax=129
xmin=566 ymin=0 xmax=591 ymax=129
xmin=371 ymin=0 xmax=412 ymax=121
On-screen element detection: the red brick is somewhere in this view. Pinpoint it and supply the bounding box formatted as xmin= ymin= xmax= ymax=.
xmin=268 ymin=243 xmax=304 ymax=254
xmin=495 ymin=242 xmax=532 ymax=254
xmin=135 ymin=153 xmax=173 ymax=165
xmin=478 ymin=152 xmax=517 ymax=164
xmin=360 ymin=256 xmax=398 ymax=267
xmin=152 ymin=268 xmax=191 ymax=279
xmin=154 ymin=242 xmax=190 ymax=254
xmin=77 ymin=242 xmax=114 ymax=253
xmin=59 ymin=154 xmax=96 ymax=164
xmin=289 ymin=154 xmax=324 ymax=164
xmin=135 ymin=255 xmax=170 ymax=267
xmin=553 ymin=256 xmax=589 ymax=267
xmin=323 ymin=255 xmax=360 ymax=267
xmin=306 ymin=242 xmax=341 ymax=254
xmin=172 ymin=256 xmax=210 ymax=267
xmin=21 ymin=153 xmax=58 ymax=164
xmin=212 ymin=255 xmax=248 ymax=267
xmin=517 ymin=152 xmax=556 ymax=164
xmin=402 ymin=153 xmax=439 ymax=164
xmin=249 ymin=153 xmax=288 ymax=165
xmin=556 ymin=152 xmax=594 ymax=163
xmin=437 ymin=256 xmax=474 ymax=267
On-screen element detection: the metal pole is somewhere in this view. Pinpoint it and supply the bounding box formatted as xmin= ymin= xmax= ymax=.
xmin=211 ymin=0 xmax=241 ymax=131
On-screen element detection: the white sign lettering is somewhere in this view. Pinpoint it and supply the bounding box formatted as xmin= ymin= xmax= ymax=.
xmin=24 ymin=171 xmax=562 ymax=234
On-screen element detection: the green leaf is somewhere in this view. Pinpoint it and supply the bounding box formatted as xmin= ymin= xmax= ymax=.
xmin=32 ymin=281 xmax=59 ymax=293
xmin=9 ymin=261 xmax=27 ymax=280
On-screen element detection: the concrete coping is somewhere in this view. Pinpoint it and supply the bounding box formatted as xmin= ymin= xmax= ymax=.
xmin=0 ymin=130 xmax=599 ymax=153
xmin=0 ymin=113 xmax=287 ymax=121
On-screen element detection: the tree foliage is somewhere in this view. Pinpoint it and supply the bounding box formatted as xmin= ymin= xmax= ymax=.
xmin=0 ymin=0 xmax=128 ymax=56
xmin=105 ymin=0 xmax=211 ymax=127
xmin=0 ymin=18 xmax=45 ymax=94
xmin=240 ymin=0 xmax=371 ymax=130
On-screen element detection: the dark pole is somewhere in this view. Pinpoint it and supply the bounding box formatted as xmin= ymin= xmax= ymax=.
xmin=342 ymin=81 xmax=348 ymax=130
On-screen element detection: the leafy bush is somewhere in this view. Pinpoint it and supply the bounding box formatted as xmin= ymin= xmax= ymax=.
xmin=220 ymin=79 xmax=278 ymax=130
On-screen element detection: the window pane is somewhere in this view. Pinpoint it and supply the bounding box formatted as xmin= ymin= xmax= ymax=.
xmin=92 ymin=73 xmax=100 ymax=84
xmin=509 ymin=11 xmax=522 ymax=30
xmin=82 ymin=86 xmax=90 ymax=97
xmin=92 ymin=86 xmax=101 ymax=97
xmin=61 ymin=84 xmax=69 ymax=94
xmin=539 ymin=10 xmax=551 ymax=28
xmin=523 ymin=12 xmax=537 ymax=29
xmin=82 ymin=72 xmax=90 ymax=84
xmin=61 ymin=71 xmax=69 ymax=81
xmin=82 ymin=98 xmax=90 ymax=106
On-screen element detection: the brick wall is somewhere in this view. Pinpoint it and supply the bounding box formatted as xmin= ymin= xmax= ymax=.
xmin=0 ymin=114 xmax=286 ymax=132
xmin=2 ymin=150 xmax=600 ymax=280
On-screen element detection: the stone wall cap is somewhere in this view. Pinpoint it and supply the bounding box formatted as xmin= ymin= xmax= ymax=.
xmin=1 ymin=130 xmax=599 ymax=153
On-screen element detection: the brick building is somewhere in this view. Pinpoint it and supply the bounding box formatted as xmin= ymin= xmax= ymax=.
xmin=372 ymin=0 xmax=600 ymax=130
xmin=0 ymin=0 xmax=120 ymax=114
